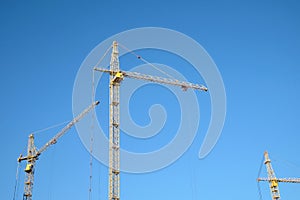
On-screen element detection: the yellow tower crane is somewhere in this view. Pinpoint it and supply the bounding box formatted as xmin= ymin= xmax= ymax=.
xmin=94 ymin=41 xmax=208 ymax=200
xmin=257 ymin=151 xmax=300 ymax=200
xmin=17 ymin=101 xmax=100 ymax=200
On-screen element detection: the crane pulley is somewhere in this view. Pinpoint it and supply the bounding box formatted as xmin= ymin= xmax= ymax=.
xmin=17 ymin=100 xmax=100 ymax=200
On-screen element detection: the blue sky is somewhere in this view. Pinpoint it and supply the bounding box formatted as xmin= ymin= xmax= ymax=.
xmin=1 ymin=0 xmax=300 ymax=199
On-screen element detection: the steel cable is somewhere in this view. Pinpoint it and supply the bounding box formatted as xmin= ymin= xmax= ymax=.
xmin=257 ymin=154 xmax=265 ymax=200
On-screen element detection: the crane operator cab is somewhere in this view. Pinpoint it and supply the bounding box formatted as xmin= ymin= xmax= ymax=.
xmin=25 ymin=164 xmax=33 ymax=173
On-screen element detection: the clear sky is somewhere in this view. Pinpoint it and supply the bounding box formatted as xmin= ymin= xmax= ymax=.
xmin=1 ymin=0 xmax=300 ymax=200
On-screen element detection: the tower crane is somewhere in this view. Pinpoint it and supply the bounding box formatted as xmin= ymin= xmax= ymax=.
xmin=17 ymin=100 xmax=100 ymax=200
xmin=257 ymin=151 xmax=300 ymax=199
xmin=94 ymin=41 xmax=208 ymax=200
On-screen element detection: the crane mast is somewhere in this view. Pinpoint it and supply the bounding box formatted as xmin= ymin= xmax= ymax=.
xmin=21 ymin=134 xmax=37 ymax=200
xmin=18 ymin=101 xmax=100 ymax=200
xmin=109 ymin=41 xmax=121 ymax=200
xmin=257 ymin=151 xmax=300 ymax=200
xmin=94 ymin=41 xmax=208 ymax=200
xmin=263 ymin=151 xmax=280 ymax=199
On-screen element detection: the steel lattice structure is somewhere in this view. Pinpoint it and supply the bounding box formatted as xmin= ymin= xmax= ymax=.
xmin=94 ymin=41 xmax=207 ymax=200
xmin=257 ymin=151 xmax=300 ymax=200
xmin=18 ymin=101 xmax=99 ymax=200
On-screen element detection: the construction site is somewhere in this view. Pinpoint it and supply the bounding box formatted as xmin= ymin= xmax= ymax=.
xmin=10 ymin=41 xmax=300 ymax=200
xmin=2 ymin=1 xmax=300 ymax=200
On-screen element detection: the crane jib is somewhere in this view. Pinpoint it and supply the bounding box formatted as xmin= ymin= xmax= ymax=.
xmin=93 ymin=67 xmax=208 ymax=92
xmin=18 ymin=100 xmax=100 ymax=200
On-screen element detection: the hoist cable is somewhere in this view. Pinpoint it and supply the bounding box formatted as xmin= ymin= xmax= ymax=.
xmin=190 ymin=163 xmax=197 ymax=200
xmin=32 ymin=120 xmax=70 ymax=134
xmin=93 ymin=45 xmax=112 ymax=69
xmin=273 ymin=154 xmax=300 ymax=173
xmin=88 ymin=39 xmax=111 ymax=200
xmin=89 ymin=69 xmax=96 ymax=200
xmin=257 ymin=154 xmax=265 ymax=200
xmin=118 ymin=42 xmax=176 ymax=80
xmin=12 ymin=162 xmax=21 ymax=200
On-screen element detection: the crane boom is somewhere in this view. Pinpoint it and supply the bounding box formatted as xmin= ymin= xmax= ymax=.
xmin=18 ymin=100 xmax=100 ymax=200
xmin=94 ymin=68 xmax=208 ymax=92
xmin=258 ymin=178 xmax=300 ymax=183
xmin=38 ymin=100 xmax=100 ymax=155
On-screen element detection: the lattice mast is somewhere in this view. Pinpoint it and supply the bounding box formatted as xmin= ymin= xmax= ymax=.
xmin=21 ymin=134 xmax=37 ymax=200
xmin=263 ymin=151 xmax=280 ymax=199
xmin=109 ymin=41 xmax=121 ymax=200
